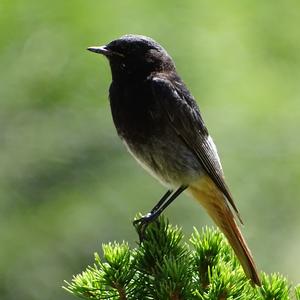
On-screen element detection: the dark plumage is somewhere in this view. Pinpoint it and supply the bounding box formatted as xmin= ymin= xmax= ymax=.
xmin=87 ymin=34 xmax=261 ymax=286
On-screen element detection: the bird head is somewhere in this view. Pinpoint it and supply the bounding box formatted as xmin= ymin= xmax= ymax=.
xmin=87 ymin=34 xmax=175 ymax=80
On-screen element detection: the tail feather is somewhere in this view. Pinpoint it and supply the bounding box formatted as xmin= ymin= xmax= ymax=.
xmin=189 ymin=176 xmax=261 ymax=286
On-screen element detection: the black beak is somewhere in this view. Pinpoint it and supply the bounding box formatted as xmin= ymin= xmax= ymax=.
xmin=87 ymin=45 xmax=110 ymax=55
xmin=87 ymin=45 xmax=124 ymax=57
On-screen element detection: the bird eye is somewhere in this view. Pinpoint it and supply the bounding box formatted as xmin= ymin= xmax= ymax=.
xmin=121 ymin=62 xmax=126 ymax=70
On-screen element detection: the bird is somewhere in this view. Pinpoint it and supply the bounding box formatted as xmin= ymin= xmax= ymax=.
xmin=87 ymin=34 xmax=261 ymax=286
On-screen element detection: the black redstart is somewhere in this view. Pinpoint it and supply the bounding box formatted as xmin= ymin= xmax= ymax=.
xmin=87 ymin=34 xmax=261 ymax=286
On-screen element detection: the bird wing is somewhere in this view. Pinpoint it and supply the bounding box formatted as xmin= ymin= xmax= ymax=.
xmin=149 ymin=75 xmax=243 ymax=223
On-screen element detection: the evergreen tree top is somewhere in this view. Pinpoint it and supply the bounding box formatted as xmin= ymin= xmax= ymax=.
xmin=64 ymin=216 xmax=300 ymax=300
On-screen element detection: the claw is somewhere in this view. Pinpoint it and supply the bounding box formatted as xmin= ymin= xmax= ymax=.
xmin=133 ymin=213 xmax=156 ymax=242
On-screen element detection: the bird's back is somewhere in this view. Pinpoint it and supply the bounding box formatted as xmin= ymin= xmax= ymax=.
xmin=109 ymin=74 xmax=205 ymax=186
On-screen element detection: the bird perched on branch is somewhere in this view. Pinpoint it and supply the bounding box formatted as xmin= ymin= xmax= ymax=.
xmin=87 ymin=34 xmax=261 ymax=286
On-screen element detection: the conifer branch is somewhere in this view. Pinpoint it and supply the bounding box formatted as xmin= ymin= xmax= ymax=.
xmin=64 ymin=216 xmax=298 ymax=300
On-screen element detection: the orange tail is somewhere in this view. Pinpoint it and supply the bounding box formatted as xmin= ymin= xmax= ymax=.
xmin=188 ymin=175 xmax=261 ymax=286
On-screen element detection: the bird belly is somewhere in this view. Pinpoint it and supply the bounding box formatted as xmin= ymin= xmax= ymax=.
xmin=122 ymin=134 xmax=205 ymax=188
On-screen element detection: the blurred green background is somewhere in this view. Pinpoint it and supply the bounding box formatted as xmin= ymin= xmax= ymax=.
xmin=1 ymin=1 xmax=300 ymax=299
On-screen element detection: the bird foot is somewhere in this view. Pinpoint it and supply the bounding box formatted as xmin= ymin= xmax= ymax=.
xmin=133 ymin=213 xmax=157 ymax=243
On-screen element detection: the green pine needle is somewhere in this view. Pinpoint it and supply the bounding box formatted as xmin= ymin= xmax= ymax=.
xmin=64 ymin=215 xmax=299 ymax=300
xmin=295 ymin=285 xmax=300 ymax=300
xmin=259 ymin=273 xmax=290 ymax=300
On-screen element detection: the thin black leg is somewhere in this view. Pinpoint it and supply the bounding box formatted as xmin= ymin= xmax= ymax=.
xmin=133 ymin=185 xmax=188 ymax=241
xmin=133 ymin=189 xmax=172 ymax=228
xmin=150 ymin=189 xmax=173 ymax=213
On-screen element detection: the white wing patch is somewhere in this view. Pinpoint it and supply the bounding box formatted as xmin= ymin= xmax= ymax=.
xmin=207 ymin=135 xmax=223 ymax=171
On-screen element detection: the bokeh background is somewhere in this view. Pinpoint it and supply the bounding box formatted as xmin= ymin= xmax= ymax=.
xmin=1 ymin=1 xmax=300 ymax=299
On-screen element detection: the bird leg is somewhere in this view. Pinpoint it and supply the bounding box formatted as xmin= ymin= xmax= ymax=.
xmin=133 ymin=185 xmax=188 ymax=241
